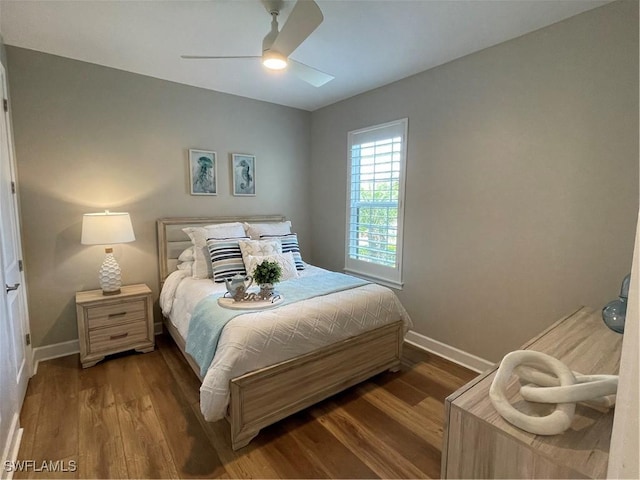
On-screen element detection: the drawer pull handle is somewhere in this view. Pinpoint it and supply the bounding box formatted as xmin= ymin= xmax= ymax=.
xmin=5 ymin=283 xmax=20 ymax=293
xmin=110 ymin=332 xmax=129 ymax=340
xmin=108 ymin=312 xmax=127 ymax=318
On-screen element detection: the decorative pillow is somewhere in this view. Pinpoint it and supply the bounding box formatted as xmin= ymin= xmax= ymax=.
xmin=182 ymin=230 xmax=209 ymax=278
xmin=206 ymin=238 xmax=247 ymax=283
xmin=177 ymin=247 xmax=194 ymax=262
xmin=183 ymin=224 xmax=247 ymax=279
xmin=244 ymin=221 xmax=292 ymax=240
xmin=244 ymin=252 xmax=299 ymax=282
xmin=259 ymin=233 xmax=305 ymax=270
xmin=176 ymin=261 xmax=193 ymax=276
xmin=203 ymin=222 xmax=246 ymax=239
xmin=238 ymin=239 xmax=282 ymax=265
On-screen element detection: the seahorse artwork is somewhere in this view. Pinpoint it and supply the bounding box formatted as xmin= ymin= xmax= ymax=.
xmin=231 ymin=154 xmax=256 ymax=195
xmin=489 ymin=350 xmax=618 ymax=435
xmin=238 ymin=159 xmax=253 ymax=191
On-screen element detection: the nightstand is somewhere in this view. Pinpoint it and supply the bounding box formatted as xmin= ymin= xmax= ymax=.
xmin=76 ymin=283 xmax=154 ymax=368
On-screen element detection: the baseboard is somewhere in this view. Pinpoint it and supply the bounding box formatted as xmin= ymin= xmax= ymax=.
xmin=1 ymin=413 xmax=22 ymax=480
xmin=31 ymin=327 xmax=492 ymax=375
xmin=32 ymin=326 xmax=165 ymax=374
xmin=31 ymin=340 xmax=79 ymax=375
xmin=405 ymin=330 xmax=494 ymax=373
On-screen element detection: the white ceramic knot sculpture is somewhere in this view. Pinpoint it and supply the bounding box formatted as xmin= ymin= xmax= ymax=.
xmin=489 ymin=350 xmax=618 ymax=435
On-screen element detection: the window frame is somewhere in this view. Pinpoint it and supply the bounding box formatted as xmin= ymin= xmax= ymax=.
xmin=344 ymin=118 xmax=408 ymax=289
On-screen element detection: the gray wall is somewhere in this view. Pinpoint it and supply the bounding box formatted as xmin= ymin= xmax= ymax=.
xmin=5 ymin=1 xmax=639 ymax=361
xmin=7 ymin=47 xmax=311 ymax=347
xmin=309 ymin=0 xmax=639 ymax=362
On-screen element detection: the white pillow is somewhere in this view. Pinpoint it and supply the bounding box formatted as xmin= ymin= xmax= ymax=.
xmin=203 ymin=222 xmax=246 ymax=239
xmin=244 ymin=221 xmax=292 ymax=240
xmin=183 ymin=224 xmax=247 ymax=279
xmin=238 ymin=239 xmax=281 ymax=264
xmin=176 ymin=261 xmax=193 ymax=276
xmin=177 ymin=247 xmax=194 ymax=262
xmin=244 ymin=252 xmax=299 ymax=282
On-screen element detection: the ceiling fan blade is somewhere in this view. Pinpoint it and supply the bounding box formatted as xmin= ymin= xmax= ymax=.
xmin=288 ymin=59 xmax=334 ymax=87
xmin=181 ymin=55 xmax=260 ymax=60
xmin=271 ymin=0 xmax=323 ymax=57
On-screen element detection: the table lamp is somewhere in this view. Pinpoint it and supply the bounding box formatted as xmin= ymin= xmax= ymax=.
xmin=81 ymin=211 xmax=135 ymax=295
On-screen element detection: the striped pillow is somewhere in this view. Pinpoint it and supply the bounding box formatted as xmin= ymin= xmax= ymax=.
xmin=206 ymin=238 xmax=247 ymax=282
xmin=260 ymin=233 xmax=305 ymax=270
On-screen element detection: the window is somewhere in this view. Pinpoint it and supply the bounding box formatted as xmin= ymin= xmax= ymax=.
xmin=345 ymin=118 xmax=408 ymax=288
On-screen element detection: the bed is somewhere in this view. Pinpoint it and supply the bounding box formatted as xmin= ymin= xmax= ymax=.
xmin=157 ymin=215 xmax=411 ymax=450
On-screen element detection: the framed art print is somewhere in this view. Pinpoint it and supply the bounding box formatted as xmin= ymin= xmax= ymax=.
xmin=189 ymin=149 xmax=217 ymax=195
xmin=232 ymin=153 xmax=256 ymax=196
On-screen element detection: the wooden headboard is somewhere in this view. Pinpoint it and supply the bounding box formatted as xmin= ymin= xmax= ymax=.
xmin=156 ymin=215 xmax=287 ymax=285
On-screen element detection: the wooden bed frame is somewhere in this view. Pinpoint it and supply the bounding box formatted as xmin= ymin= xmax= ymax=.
xmin=157 ymin=216 xmax=404 ymax=450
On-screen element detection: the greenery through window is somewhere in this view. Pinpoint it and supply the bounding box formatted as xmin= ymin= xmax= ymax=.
xmin=346 ymin=119 xmax=407 ymax=287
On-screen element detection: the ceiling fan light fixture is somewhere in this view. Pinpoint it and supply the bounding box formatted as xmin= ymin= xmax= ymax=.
xmin=182 ymin=0 xmax=332 ymax=86
xmin=262 ymin=50 xmax=288 ymax=70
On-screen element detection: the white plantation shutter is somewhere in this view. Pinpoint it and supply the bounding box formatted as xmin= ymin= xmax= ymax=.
xmin=345 ymin=118 xmax=408 ymax=288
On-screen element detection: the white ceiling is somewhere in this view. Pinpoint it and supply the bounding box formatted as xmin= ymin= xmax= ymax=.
xmin=0 ymin=0 xmax=610 ymax=111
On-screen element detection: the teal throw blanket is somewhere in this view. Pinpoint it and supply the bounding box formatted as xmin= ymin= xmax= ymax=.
xmin=185 ymin=271 xmax=369 ymax=377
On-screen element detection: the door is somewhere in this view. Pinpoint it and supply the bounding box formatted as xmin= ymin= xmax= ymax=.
xmin=0 ymin=62 xmax=31 ymax=469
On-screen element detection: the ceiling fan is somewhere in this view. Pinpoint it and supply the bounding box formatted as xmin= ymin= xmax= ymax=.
xmin=182 ymin=0 xmax=334 ymax=87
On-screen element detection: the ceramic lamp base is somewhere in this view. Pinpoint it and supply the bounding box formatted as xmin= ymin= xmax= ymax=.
xmin=102 ymin=288 xmax=121 ymax=296
xmin=99 ymin=248 xmax=122 ymax=295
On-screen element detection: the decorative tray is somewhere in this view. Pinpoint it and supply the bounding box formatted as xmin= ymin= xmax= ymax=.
xmin=217 ymin=293 xmax=283 ymax=310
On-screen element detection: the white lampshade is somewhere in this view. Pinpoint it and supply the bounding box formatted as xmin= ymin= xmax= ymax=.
xmin=81 ymin=211 xmax=135 ymax=245
xmin=81 ymin=211 xmax=135 ymax=295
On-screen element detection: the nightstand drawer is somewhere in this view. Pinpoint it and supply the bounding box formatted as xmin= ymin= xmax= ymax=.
xmin=86 ymin=299 xmax=147 ymax=329
xmin=88 ymin=320 xmax=150 ymax=353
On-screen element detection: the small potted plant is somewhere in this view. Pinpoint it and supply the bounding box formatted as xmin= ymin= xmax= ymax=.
xmin=252 ymin=260 xmax=282 ymax=299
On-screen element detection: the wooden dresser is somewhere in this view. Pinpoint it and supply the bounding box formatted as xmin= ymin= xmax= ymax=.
xmin=442 ymin=306 xmax=623 ymax=479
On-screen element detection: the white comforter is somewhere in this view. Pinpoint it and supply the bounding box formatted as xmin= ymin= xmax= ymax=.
xmin=160 ymin=265 xmax=412 ymax=421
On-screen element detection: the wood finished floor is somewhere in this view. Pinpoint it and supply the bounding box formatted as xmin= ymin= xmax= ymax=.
xmin=16 ymin=334 xmax=477 ymax=479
